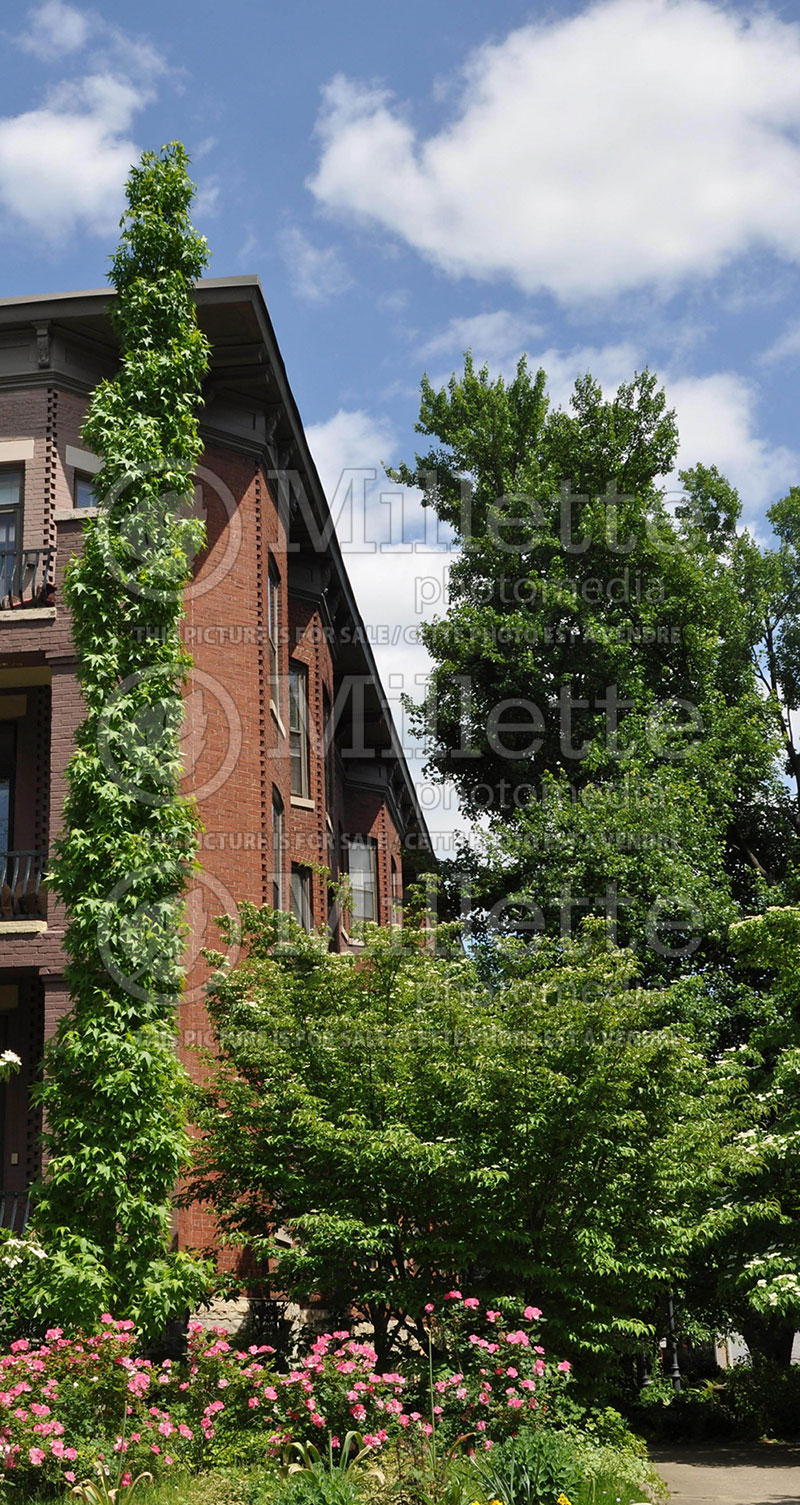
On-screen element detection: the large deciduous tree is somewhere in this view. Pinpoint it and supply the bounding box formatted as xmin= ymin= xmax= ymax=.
xmin=390 ymin=356 xmax=800 ymax=1370
xmin=190 ymin=903 xmax=736 ymax=1390
xmin=391 ymin=358 xmax=794 ymax=971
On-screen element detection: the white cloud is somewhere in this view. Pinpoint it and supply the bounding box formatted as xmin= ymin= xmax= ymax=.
xmin=759 ymin=320 xmax=800 ymax=365
xmin=419 ymin=310 xmax=544 ymax=369
xmin=18 ymin=0 xmax=89 ymax=58
xmin=1 ymin=7 xmax=170 ymax=241
xmin=306 ymin=409 xmax=396 ymax=505
xmin=669 ymin=372 xmax=798 ymax=514
xmin=192 ymin=135 xmax=218 ymax=162
xmin=0 ymin=73 xmax=147 ymax=239
xmin=280 ymin=225 xmax=352 ymax=302
xmin=306 ymin=407 xmax=459 ymax=853
xmin=310 ymin=0 xmax=800 ymax=301
xmin=193 ymin=176 xmax=220 ymax=219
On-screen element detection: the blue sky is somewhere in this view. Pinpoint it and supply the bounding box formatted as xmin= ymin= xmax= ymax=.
xmin=4 ymin=0 xmax=800 ymax=849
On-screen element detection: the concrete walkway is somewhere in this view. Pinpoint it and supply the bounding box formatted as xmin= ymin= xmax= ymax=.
xmin=650 ymin=1443 xmax=800 ymax=1504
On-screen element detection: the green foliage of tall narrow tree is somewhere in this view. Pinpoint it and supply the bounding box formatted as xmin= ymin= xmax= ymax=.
xmin=31 ymin=144 xmax=212 ymax=1336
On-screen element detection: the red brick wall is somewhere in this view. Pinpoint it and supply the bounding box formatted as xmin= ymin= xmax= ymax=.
xmin=178 ymin=444 xmax=290 ymax=1253
xmin=0 ymin=378 xmax=411 ymax=1260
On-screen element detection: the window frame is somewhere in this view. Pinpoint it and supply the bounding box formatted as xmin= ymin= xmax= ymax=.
xmin=267 ymin=559 xmax=281 ymax=707
xmin=291 ymin=864 xmax=313 ymax=932
xmin=346 ymin=835 xmax=379 ymax=924
xmin=271 ymin=788 xmax=284 ymax=910
xmin=289 ymin=661 xmax=310 ymax=800
xmin=0 ymin=721 xmax=16 ymax=855
xmin=391 ymin=857 xmax=403 ymax=927
xmin=0 ymin=469 xmax=23 ymax=603
xmin=73 ymin=471 xmax=95 ymax=510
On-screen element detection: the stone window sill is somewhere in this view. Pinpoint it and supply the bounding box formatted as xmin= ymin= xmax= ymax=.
xmin=54 ymin=508 xmax=97 ymax=523
xmin=0 ymin=607 xmax=56 ymax=623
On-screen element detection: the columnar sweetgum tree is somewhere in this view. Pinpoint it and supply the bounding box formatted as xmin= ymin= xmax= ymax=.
xmin=31 ymin=144 xmax=211 ymax=1335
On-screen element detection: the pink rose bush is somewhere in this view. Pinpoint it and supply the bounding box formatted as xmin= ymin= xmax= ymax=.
xmin=0 ymin=1302 xmax=573 ymax=1495
xmin=417 ymin=1293 xmax=571 ymax=1451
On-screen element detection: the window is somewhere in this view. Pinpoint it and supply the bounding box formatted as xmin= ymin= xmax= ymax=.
xmin=291 ymin=865 xmax=313 ymax=931
xmin=271 ymin=789 xmax=284 ymax=909
xmin=346 ymin=837 xmax=378 ymax=923
xmin=289 ymin=663 xmax=310 ymax=799
xmin=391 ymin=858 xmax=403 ymax=926
xmin=267 ymin=560 xmax=280 ymax=705
xmin=0 ymin=470 xmax=22 ymax=604
xmin=73 ymin=472 xmax=95 ymax=510
xmin=0 ymin=723 xmax=15 ymax=854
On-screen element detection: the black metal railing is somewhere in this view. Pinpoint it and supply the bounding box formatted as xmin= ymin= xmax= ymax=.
xmin=0 ymin=548 xmax=55 ymax=609
xmin=0 ymin=1189 xmax=32 ymax=1234
xmin=0 ymin=851 xmax=47 ymax=918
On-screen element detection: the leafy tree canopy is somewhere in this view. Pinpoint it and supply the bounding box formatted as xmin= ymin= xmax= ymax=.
xmin=190 ymin=902 xmax=743 ymax=1389
xmin=391 ymin=357 xmax=797 ymax=972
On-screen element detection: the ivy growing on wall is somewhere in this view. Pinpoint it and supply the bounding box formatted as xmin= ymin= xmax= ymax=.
xmin=31 ymin=144 xmax=212 ymax=1336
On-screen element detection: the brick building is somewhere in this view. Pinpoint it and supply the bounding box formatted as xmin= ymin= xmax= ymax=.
xmin=0 ymin=276 xmax=431 ymax=1244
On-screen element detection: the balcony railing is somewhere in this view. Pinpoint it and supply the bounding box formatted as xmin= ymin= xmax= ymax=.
xmin=0 ymin=1189 xmax=32 ymax=1234
xmin=0 ymin=851 xmax=47 ymax=919
xmin=0 ymin=548 xmax=55 ymax=610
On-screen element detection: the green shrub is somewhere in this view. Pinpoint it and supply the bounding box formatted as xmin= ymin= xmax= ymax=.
xmin=722 ymin=1358 xmax=800 ymax=1439
xmin=0 ymin=1229 xmax=48 ymax=1345
xmin=474 ymin=1431 xmax=584 ymax=1505
xmin=270 ymin=1465 xmax=365 ymax=1505
xmin=473 ymin=1427 xmax=664 ymax=1505
xmin=633 ymin=1358 xmax=800 ymax=1442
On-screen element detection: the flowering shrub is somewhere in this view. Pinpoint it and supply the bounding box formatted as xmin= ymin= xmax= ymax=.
xmin=0 ymin=1302 xmax=573 ymax=1497
xmin=409 ymin=1293 xmax=572 ymax=1452
xmin=0 ymin=1050 xmax=21 ymax=1084
xmin=0 ymin=1229 xmax=48 ymax=1348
